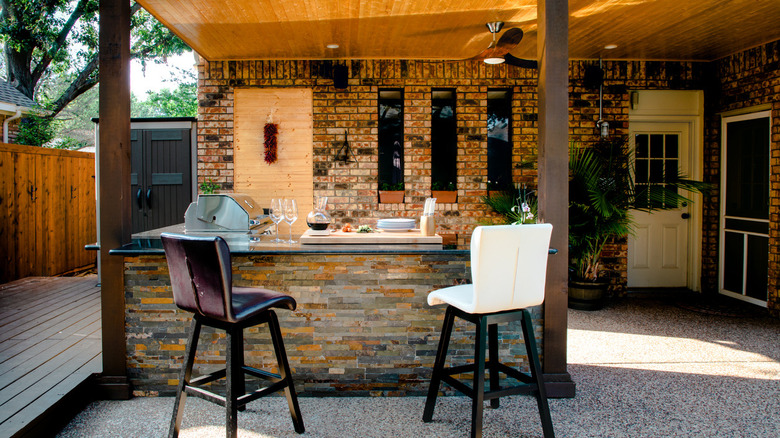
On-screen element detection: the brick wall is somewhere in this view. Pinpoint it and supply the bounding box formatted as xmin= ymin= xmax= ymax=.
xmin=710 ymin=41 xmax=780 ymax=314
xmin=196 ymin=48 xmax=780 ymax=310
xmin=197 ymin=61 xmax=539 ymax=249
xmin=123 ymin=252 xmax=546 ymax=396
xmin=0 ymin=115 xmax=21 ymax=144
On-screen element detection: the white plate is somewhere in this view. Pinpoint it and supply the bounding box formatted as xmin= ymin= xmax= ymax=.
xmin=378 ymin=218 xmax=415 ymax=225
xmin=378 ymin=227 xmax=414 ymax=232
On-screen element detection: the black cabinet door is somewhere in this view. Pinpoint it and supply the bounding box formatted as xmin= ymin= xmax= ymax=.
xmin=131 ymin=128 xmax=192 ymax=233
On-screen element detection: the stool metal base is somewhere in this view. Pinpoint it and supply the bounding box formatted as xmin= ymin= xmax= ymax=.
xmin=169 ymin=310 xmax=304 ymax=438
xmin=423 ymin=305 xmax=554 ymax=438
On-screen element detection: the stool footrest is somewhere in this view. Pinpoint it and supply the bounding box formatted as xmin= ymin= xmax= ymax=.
xmin=238 ymin=380 xmax=288 ymax=405
xmin=243 ymin=365 xmax=282 ymax=382
xmin=438 ymin=362 xmax=540 ymax=400
xmin=185 ymin=385 xmax=228 ymax=407
xmin=183 ymin=366 xmax=288 ymax=409
xmin=189 ymin=369 xmax=226 ymax=386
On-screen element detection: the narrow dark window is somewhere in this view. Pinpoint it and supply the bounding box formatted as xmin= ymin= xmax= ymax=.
xmin=487 ymin=90 xmax=512 ymax=191
xmin=431 ymin=89 xmax=457 ymax=191
xmin=378 ymin=89 xmax=404 ymax=189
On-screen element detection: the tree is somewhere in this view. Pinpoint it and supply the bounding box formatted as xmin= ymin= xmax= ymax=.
xmin=0 ymin=0 xmax=189 ymax=118
xmin=132 ymin=82 xmax=197 ymax=118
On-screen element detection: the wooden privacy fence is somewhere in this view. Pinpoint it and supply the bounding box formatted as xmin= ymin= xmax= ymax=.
xmin=0 ymin=143 xmax=96 ymax=283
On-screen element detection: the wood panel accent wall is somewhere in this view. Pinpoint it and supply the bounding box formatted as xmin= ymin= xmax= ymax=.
xmin=0 ymin=143 xmax=96 ymax=282
xmin=234 ymin=88 xmax=313 ymax=236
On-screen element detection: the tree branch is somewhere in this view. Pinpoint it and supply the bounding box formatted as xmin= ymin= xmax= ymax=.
xmin=47 ymin=55 xmax=99 ymax=118
xmin=32 ymin=0 xmax=90 ymax=84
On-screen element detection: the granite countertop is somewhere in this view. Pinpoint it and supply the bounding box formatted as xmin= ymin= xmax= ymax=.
xmin=108 ymin=224 xmax=460 ymax=256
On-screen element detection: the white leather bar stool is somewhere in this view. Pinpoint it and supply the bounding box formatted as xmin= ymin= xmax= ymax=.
xmin=422 ymin=224 xmax=555 ymax=438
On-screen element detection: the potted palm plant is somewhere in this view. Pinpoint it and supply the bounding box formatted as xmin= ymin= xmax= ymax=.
xmin=568 ymin=137 xmax=708 ymax=310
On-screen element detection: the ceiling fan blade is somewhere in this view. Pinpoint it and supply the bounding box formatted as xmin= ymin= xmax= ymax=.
xmin=464 ymin=47 xmax=504 ymax=62
xmin=496 ymin=28 xmax=524 ymax=52
xmin=504 ymin=54 xmax=538 ymax=69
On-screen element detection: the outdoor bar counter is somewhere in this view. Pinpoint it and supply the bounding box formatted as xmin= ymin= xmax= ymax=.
xmin=110 ymin=225 xmax=545 ymax=397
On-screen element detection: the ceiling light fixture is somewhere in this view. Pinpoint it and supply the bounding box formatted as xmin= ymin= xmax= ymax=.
xmin=326 ymin=44 xmax=339 ymax=49
xmin=484 ymin=57 xmax=506 ymax=65
xmin=604 ymin=44 xmax=618 ymax=50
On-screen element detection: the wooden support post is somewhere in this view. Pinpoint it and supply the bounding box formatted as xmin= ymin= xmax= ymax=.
xmin=537 ymin=0 xmax=575 ymax=397
xmin=97 ymin=0 xmax=131 ymax=399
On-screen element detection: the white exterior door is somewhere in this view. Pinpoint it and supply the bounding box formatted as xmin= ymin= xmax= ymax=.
xmin=628 ymin=122 xmax=690 ymax=287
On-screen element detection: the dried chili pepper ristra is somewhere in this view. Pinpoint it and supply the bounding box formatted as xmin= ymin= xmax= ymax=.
xmin=264 ymin=123 xmax=278 ymax=164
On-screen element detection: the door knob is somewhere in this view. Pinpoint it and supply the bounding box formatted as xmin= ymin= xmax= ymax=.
xmin=681 ymin=213 xmax=690 ymax=219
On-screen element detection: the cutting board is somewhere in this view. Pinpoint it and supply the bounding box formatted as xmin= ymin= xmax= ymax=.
xmin=299 ymin=228 xmax=442 ymax=245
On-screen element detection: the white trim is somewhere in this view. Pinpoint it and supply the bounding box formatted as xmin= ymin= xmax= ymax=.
xmin=628 ymin=90 xmax=704 ymax=291
xmin=130 ymin=121 xmax=194 ymax=130
xmin=719 ymin=110 xmax=771 ymax=304
xmin=720 ymin=290 xmax=769 ymax=308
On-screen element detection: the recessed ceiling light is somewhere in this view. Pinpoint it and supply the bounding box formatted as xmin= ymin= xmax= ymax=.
xmin=326 ymin=44 xmax=339 ymax=49
xmin=604 ymin=44 xmax=618 ymax=50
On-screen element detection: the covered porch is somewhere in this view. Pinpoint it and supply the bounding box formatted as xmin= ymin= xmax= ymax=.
xmin=90 ymin=0 xmax=780 ymax=426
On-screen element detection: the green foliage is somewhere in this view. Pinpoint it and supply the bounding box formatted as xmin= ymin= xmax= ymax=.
xmin=45 ymin=136 xmax=88 ymax=150
xmin=432 ymin=180 xmax=456 ymax=191
xmin=568 ymin=141 xmax=633 ymax=281
xmin=568 ymin=137 xmax=709 ymax=281
xmin=482 ymin=185 xmax=538 ymax=225
xmin=15 ymin=114 xmax=56 ymax=146
xmin=199 ymin=179 xmax=219 ymax=194
xmin=132 ymin=82 xmax=197 ymax=118
xmin=0 ymin=0 xmax=189 ymax=117
xmin=379 ymin=181 xmax=404 ymax=191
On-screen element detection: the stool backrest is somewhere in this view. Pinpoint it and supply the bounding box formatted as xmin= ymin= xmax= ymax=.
xmin=470 ymin=224 xmax=553 ymax=313
xmin=161 ymin=233 xmax=233 ymax=321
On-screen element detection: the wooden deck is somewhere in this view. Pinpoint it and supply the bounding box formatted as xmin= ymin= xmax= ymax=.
xmin=0 ymin=276 xmax=101 ymax=438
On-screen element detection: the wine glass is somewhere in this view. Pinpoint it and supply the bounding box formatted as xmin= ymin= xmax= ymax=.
xmin=269 ymin=198 xmax=284 ymax=243
xmin=283 ymin=198 xmax=298 ymax=244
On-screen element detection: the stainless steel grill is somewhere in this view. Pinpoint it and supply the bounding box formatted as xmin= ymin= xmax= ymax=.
xmin=184 ymin=194 xmax=271 ymax=233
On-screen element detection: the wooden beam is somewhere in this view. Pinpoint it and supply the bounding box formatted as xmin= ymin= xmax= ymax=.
xmin=537 ymin=0 xmax=575 ymax=397
xmin=97 ymin=0 xmax=131 ymax=399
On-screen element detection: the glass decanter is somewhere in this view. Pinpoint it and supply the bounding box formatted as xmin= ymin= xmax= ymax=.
xmin=305 ymin=196 xmax=332 ymax=232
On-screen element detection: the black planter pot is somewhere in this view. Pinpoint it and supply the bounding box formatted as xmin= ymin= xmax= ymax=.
xmin=568 ymin=280 xmax=609 ymax=310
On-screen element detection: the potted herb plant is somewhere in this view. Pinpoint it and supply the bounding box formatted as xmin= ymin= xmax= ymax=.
xmin=568 ymin=137 xmax=708 ymax=310
xmin=431 ymin=181 xmax=457 ymax=203
xmin=378 ymin=181 xmax=404 ymax=203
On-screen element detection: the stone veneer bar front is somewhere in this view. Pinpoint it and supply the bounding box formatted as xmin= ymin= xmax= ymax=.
xmin=111 ymin=229 xmax=545 ymax=397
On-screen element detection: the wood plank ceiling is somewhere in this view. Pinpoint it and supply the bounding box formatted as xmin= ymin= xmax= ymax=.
xmin=137 ymin=0 xmax=780 ymax=62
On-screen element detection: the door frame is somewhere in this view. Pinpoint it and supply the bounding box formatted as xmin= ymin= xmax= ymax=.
xmin=628 ymin=90 xmax=704 ymax=291
xmin=718 ymin=109 xmax=771 ymax=307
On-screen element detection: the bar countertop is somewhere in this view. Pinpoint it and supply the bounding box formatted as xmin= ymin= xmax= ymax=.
xmin=108 ymin=224 xmax=464 ymax=256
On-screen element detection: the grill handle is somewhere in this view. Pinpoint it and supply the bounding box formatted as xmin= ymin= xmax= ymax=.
xmin=136 ymin=188 xmax=143 ymax=210
xmin=146 ymin=188 xmax=152 ymax=209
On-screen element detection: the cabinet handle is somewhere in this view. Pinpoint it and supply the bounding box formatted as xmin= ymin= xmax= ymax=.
xmin=136 ymin=188 xmax=143 ymax=210
xmin=146 ymin=188 xmax=152 ymax=209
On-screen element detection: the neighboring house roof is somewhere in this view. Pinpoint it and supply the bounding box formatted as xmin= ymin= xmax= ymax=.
xmin=0 ymin=81 xmax=36 ymax=115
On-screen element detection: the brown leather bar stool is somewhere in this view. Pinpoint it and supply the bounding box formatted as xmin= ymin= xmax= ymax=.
xmin=422 ymin=224 xmax=555 ymax=438
xmin=161 ymin=233 xmax=304 ymax=438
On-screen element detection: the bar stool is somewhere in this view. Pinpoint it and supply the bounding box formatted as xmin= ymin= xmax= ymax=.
xmin=422 ymin=224 xmax=555 ymax=438
xmin=160 ymin=233 xmax=305 ymax=438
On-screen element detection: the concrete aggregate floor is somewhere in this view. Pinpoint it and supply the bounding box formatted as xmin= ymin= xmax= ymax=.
xmin=58 ymin=293 xmax=780 ymax=437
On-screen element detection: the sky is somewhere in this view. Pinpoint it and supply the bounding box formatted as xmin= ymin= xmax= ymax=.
xmin=131 ymin=51 xmax=198 ymax=97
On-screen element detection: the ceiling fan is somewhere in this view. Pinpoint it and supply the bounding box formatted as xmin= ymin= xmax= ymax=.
xmin=464 ymin=22 xmax=537 ymax=69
